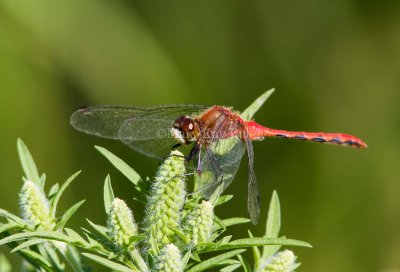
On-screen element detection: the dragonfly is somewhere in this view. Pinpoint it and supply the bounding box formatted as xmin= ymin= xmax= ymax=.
xmin=70 ymin=104 xmax=367 ymax=224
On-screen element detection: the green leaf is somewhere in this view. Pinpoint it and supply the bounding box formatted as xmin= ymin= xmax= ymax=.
xmin=48 ymin=183 xmax=59 ymax=199
xmin=168 ymin=226 xmax=190 ymax=244
xmin=0 ymin=209 xmax=27 ymax=225
xmin=11 ymin=238 xmax=45 ymax=253
xmin=0 ymin=221 xmax=25 ymax=233
xmin=201 ymin=237 xmax=312 ymax=253
xmin=213 ymin=217 xmax=251 ymax=231
xmin=0 ymin=231 xmax=88 ymax=248
xmin=17 ymin=139 xmax=43 ymax=187
xmin=266 ymin=191 xmax=281 ymax=238
xmin=241 ymin=89 xmax=275 ymax=120
xmin=261 ymin=190 xmax=281 ymax=261
xmin=41 ymin=242 xmax=65 ymax=271
xmin=219 ymin=263 xmax=241 ymax=272
xmin=85 ymin=219 xmax=109 ymax=240
xmin=248 ymin=230 xmax=260 ymax=269
xmin=50 ymin=171 xmax=81 ymax=218
xmin=18 ymin=248 xmax=53 ymax=271
xmin=237 ymin=254 xmax=251 ymax=272
xmin=187 ymin=249 xmax=246 ymax=272
xmin=182 ymin=249 xmax=192 ymax=268
xmin=83 ymin=233 xmax=104 ymax=250
xmin=56 ymin=200 xmax=86 ymax=230
xmin=214 ymin=195 xmax=234 ymax=206
xmin=64 ymin=228 xmax=87 ymax=245
xmin=103 ymin=175 xmax=114 ymax=214
xmin=82 ymin=253 xmax=137 ymax=272
xmin=95 ymin=146 xmax=141 ymax=186
xmin=64 ymin=245 xmax=88 ymax=272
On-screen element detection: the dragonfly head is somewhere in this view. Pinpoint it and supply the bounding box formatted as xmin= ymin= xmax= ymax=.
xmin=171 ymin=116 xmax=198 ymax=145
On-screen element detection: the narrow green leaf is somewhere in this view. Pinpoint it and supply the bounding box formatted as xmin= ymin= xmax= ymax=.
xmin=64 ymin=228 xmax=87 ymax=245
xmin=103 ymin=175 xmax=114 ymax=214
xmin=11 ymin=238 xmax=45 ymax=253
xmin=191 ymin=251 xmax=201 ymax=262
xmin=0 ymin=221 xmax=25 ymax=233
xmin=83 ymin=233 xmax=104 ymax=250
xmin=201 ymin=237 xmax=312 ymax=253
xmin=241 ymin=89 xmax=275 ymax=120
xmin=0 ymin=209 xmax=26 ymax=225
xmin=42 ymin=242 xmax=65 ymax=271
xmin=18 ymin=248 xmax=53 ymax=271
xmin=219 ymin=263 xmax=241 ymax=272
xmin=64 ymin=245 xmax=88 ymax=272
xmin=56 ymin=200 xmax=86 ymax=230
xmin=40 ymin=173 xmax=47 ymax=184
xmin=50 ymin=171 xmax=81 ymax=218
xmin=213 ymin=217 xmax=251 ymax=231
xmin=266 ymin=191 xmax=281 ymax=238
xmin=261 ymin=190 xmax=281 ymax=261
xmin=168 ymin=226 xmax=190 ymax=244
xmin=85 ymin=219 xmax=109 ymax=240
xmin=248 ymin=230 xmax=260 ymax=269
xmin=128 ymin=234 xmax=146 ymax=245
xmin=214 ymin=195 xmax=234 ymax=206
xmin=182 ymin=249 xmax=192 ymax=268
xmin=82 ymin=253 xmax=137 ymax=272
xmin=0 ymin=231 xmax=79 ymax=247
xmin=95 ymin=146 xmax=141 ymax=185
xmin=187 ymin=249 xmax=246 ymax=272
xmin=237 ymin=254 xmax=251 ymax=272
xmin=17 ymin=139 xmax=43 ymax=187
xmin=48 ymin=183 xmax=60 ymax=199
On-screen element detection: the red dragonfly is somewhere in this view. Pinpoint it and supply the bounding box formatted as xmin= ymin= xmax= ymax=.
xmin=70 ymin=104 xmax=366 ymax=224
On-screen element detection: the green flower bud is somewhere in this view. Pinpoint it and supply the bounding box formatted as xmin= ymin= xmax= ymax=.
xmin=144 ymin=150 xmax=186 ymax=248
xmin=154 ymin=244 xmax=183 ymax=272
xmin=19 ymin=180 xmax=54 ymax=230
xmin=263 ymin=250 xmax=299 ymax=272
xmin=184 ymin=200 xmax=214 ymax=246
xmin=107 ymin=198 xmax=138 ymax=249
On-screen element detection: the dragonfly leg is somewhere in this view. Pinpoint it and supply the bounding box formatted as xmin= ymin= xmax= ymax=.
xmin=171 ymin=143 xmax=182 ymax=150
xmin=197 ymin=146 xmax=202 ymax=174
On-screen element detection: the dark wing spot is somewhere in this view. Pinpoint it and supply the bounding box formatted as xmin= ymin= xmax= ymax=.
xmin=276 ymin=134 xmax=288 ymax=138
xmin=311 ymin=137 xmax=326 ymax=143
xmin=329 ymin=138 xmax=341 ymax=144
xmin=344 ymin=140 xmax=355 ymax=146
xmin=294 ymin=135 xmax=306 ymax=140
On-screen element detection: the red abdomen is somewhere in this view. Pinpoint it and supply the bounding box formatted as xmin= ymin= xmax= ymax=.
xmin=245 ymin=121 xmax=367 ymax=148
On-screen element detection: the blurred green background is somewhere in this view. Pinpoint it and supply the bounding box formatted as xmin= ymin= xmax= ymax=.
xmin=1 ymin=0 xmax=399 ymax=271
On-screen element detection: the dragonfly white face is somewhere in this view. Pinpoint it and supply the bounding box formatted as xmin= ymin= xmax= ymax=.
xmin=171 ymin=127 xmax=186 ymax=144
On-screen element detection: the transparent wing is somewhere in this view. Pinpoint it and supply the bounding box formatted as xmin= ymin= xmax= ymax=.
xmin=244 ymin=135 xmax=260 ymax=224
xmin=194 ymin=136 xmax=245 ymax=198
xmin=70 ymin=104 xmax=209 ymax=158
xmin=194 ymin=129 xmax=260 ymax=224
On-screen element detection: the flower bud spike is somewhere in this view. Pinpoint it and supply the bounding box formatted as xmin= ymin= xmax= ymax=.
xmin=263 ymin=250 xmax=299 ymax=272
xmin=144 ymin=150 xmax=186 ymax=250
xmin=19 ymin=180 xmax=54 ymax=230
xmin=183 ymin=200 xmax=214 ymax=247
xmin=107 ymin=198 xmax=138 ymax=249
xmin=154 ymin=244 xmax=183 ymax=272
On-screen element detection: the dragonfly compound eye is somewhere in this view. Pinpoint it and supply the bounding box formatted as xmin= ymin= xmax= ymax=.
xmin=174 ymin=116 xmax=195 ymax=132
xmin=181 ymin=118 xmax=195 ymax=132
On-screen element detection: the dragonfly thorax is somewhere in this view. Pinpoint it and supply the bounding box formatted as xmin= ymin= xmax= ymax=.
xmin=171 ymin=116 xmax=199 ymax=145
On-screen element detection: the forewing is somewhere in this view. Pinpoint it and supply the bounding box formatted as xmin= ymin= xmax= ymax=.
xmin=70 ymin=104 xmax=209 ymax=158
